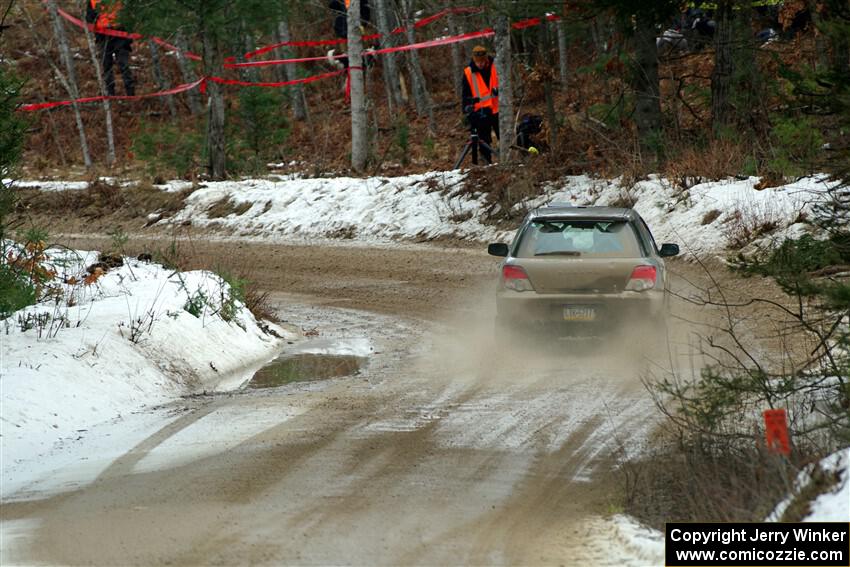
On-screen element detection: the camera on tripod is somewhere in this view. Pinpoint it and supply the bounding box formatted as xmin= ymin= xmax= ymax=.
xmin=453 ymin=112 xmax=543 ymax=169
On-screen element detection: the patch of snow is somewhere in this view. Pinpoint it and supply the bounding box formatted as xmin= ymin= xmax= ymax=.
xmin=610 ymin=514 xmax=665 ymax=566
xmin=131 ymin=404 xmax=307 ymax=474
xmin=770 ymin=448 xmax=850 ymax=522
xmin=1 ymin=247 xmax=292 ymax=500
xmin=6 ymin=179 xmax=89 ymax=191
xmin=287 ymin=337 xmax=373 ymax=357
xmin=805 ymin=448 xmax=850 ymax=521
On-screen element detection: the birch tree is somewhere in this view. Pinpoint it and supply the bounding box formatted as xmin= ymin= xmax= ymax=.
xmin=447 ymin=11 xmax=464 ymax=98
xmin=374 ymin=0 xmax=403 ymax=112
xmin=556 ymin=18 xmax=568 ymax=88
xmin=275 ymin=18 xmax=308 ymax=122
xmin=494 ymin=14 xmax=514 ymax=164
xmin=44 ymin=0 xmax=91 ymax=168
xmin=538 ymin=14 xmax=558 ymax=150
xmin=175 ymin=32 xmax=201 ymax=115
xmin=79 ymin=1 xmax=116 ymax=165
xmin=400 ymin=0 xmax=434 ymax=132
xmin=148 ymin=41 xmax=177 ymax=118
xmin=348 ymin=0 xmax=368 ymax=172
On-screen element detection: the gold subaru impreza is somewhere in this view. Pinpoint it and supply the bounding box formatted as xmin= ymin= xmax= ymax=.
xmin=488 ymin=205 xmax=679 ymax=337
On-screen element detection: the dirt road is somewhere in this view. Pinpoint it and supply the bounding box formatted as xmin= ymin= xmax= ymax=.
xmin=1 ymin=237 xmax=791 ymax=565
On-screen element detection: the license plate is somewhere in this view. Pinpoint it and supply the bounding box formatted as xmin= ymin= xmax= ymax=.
xmin=563 ymin=306 xmax=596 ymax=322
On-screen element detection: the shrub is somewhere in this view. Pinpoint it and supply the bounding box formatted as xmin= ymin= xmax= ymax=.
xmin=0 ymin=260 xmax=36 ymax=319
xmin=133 ymin=121 xmax=202 ymax=179
xmin=765 ymin=117 xmax=824 ymax=179
xmin=229 ymin=88 xmax=290 ymax=174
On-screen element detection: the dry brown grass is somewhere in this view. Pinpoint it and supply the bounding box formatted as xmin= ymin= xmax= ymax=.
xmin=663 ymin=140 xmax=750 ymax=189
xmin=14 ymin=180 xmax=195 ymax=223
xmin=622 ymin=435 xmax=796 ymax=528
xmin=206 ymin=197 xmax=253 ymax=219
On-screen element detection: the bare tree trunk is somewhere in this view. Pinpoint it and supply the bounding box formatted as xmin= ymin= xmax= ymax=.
xmin=711 ymin=1 xmax=735 ymax=138
xmin=239 ymin=31 xmax=260 ymax=82
xmin=203 ymin=31 xmax=226 ymax=179
xmin=42 ymin=98 xmax=68 ymax=166
xmin=349 ymin=0 xmax=368 ymax=172
xmin=375 ymin=0 xmax=403 ymax=113
xmin=539 ymin=15 xmax=558 ymax=150
xmin=45 ymin=0 xmax=91 ymax=168
xmin=447 ymin=11 xmax=464 ymax=98
xmin=176 ymin=32 xmax=202 ymax=115
xmin=495 ymin=14 xmax=514 ymax=164
xmin=276 ymin=19 xmax=308 ymax=121
xmin=148 ymin=40 xmax=177 ymax=118
xmin=556 ymin=18 xmax=568 ymax=88
xmin=832 ymin=29 xmax=849 ymax=76
xmin=80 ymin=1 xmax=116 ymax=166
xmin=632 ymin=10 xmax=663 ymax=162
xmin=401 ymin=0 xmax=434 ymax=132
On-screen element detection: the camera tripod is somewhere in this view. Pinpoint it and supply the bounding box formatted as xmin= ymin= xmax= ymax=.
xmin=453 ymin=128 xmax=497 ymax=169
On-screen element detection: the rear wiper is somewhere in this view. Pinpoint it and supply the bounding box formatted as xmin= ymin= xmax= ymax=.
xmin=534 ymin=251 xmax=581 ymax=256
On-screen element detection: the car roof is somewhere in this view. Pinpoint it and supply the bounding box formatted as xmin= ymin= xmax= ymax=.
xmin=528 ymin=205 xmax=635 ymax=222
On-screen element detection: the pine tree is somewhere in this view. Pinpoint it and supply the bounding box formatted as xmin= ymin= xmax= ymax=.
xmin=580 ymin=0 xmax=679 ymax=163
xmin=120 ymin=0 xmax=286 ymax=179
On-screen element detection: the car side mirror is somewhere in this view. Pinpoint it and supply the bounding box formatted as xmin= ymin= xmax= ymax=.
xmin=659 ymin=243 xmax=680 ymax=257
xmin=488 ymin=243 xmax=509 ymax=257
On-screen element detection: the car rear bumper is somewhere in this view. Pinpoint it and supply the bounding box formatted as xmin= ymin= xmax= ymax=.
xmin=496 ymin=290 xmax=667 ymax=334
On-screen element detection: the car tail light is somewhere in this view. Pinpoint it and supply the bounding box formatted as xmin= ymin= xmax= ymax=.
xmin=625 ymin=265 xmax=657 ymax=291
xmin=502 ymin=265 xmax=534 ymax=292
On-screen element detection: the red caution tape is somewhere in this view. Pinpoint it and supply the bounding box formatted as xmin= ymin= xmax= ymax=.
xmin=208 ymin=69 xmax=345 ymax=88
xmin=19 ymin=78 xmax=205 ymax=111
xmin=19 ymin=69 xmax=348 ymax=112
xmin=238 ymin=6 xmax=484 ymax=61
xmin=224 ymin=15 xmax=561 ymax=70
xmin=226 ymin=53 xmax=346 ymax=69
xmin=227 ymin=27 xmax=496 ymax=70
xmin=54 ymin=5 xmax=202 ymax=60
xmin=22 ymin=12 xmax=563 ymax=111
xmin=512 ymin=14 xmax=561 ymax=30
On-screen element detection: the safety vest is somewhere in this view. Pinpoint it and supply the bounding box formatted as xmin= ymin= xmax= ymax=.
xmin=90 ymin=0 xmax=119 ymax=30
xmin=465 ymin=65 xmax=499 ymax=114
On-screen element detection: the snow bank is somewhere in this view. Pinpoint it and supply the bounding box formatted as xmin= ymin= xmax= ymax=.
xmin=769 ymin=447 xmax=850 ymax=522
xmin=13 ymin=172 xmax=837 ymax=258
xmin=524 ymin=174 xmax=834 ymax=258
xmin=163 ymin=172 xmax=488 ymax=242
xmin=150 ymin=173 xmax=835 ymax=258
xmin=1 ymin=248 xmax=286 ymax=495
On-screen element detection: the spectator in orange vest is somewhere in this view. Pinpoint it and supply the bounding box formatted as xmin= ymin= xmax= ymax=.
xmin=86 ymin=0 xmax=135 ymax=96
xmin=461 ymin=45 xmax=499 ymax=164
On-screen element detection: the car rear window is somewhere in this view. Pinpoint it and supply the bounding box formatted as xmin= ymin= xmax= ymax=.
xmin=514 ymin=219 xmax=642 ymax=258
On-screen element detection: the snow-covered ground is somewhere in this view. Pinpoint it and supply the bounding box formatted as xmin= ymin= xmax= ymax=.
xmin=144 ymin=173 xmax=836 ymax=260
xmin=2 ymin=171 xmax=847 ymax=562
xmin=1 ymin=246 xmax=290 ymax=498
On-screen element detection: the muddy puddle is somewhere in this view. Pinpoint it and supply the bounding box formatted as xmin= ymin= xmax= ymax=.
xmin=248 ymin=353 xmax=367 ymax=389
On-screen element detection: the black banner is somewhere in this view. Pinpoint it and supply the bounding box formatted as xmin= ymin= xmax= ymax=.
xmin=666 ymin=523 xmax=850 ymax=567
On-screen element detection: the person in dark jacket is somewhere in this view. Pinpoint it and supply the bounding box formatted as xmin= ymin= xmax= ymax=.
xmin=86 ymin=0 xmax=135 ymax=96
xmin=461 ymin=45 xmax=499 ymax=164
xmin=329 ymin=0 xmax=370 ymax=39
xmin=327 ymin=0 xmax=371 ymax=69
